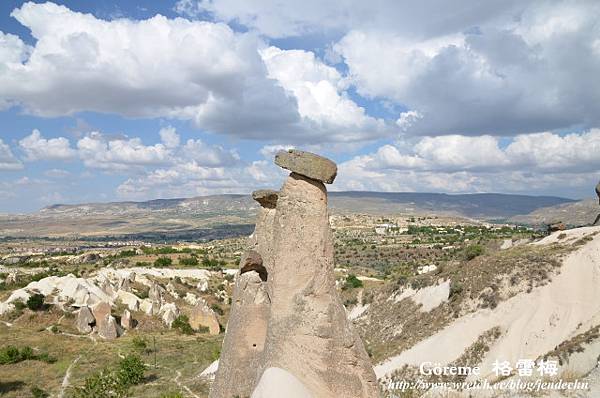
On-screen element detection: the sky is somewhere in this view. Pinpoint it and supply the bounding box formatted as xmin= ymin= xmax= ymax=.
xmin=1 ymin=0 xmax=600 ymax=213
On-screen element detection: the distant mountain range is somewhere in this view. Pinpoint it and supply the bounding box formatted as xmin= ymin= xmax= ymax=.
xmin=0 ymin=191 xmax=579 ymax=239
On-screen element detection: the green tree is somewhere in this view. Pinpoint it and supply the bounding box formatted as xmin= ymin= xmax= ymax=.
xmin=26 ymin=294 xmax=45 ymax=311
xmin=463 ymin=244 xmax=484 ymax=260
xmin=154 ymin=257 xmax=172 ymax=267
xmin=343 ymin=274 xmax=363 ymax=290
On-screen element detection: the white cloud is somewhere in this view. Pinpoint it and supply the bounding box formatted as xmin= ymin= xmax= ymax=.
xmin=260 ymin=46 xmax=389 ymax=142
xmin=174 ymin=0 xmax=521 ymax=39
xmin=116 ymin=160 xmax=281 ymax=200
xmin=19 ymin=129 xmax=76 ymax=161
xmin=0 ymin=138 xmax=23 ymax=170
xmin=0 ymin=3 xmax=298 ymax=139
xmin=76 ymin=133 xmax=171 ymax=170
xmin=335 ymin=130 xmax=600 ymax=195
xmin=333 ymin=1 xmax=600 ymax=137
xmin=0 ymin=2 xmax=399 ymax=144
xmin=159 ymin=126 xmax=180 ymax=149
xmin=115 ymin=141 xmax=286 ymax=201
xmin=0 ymin=31 xmax=31 ymax=65
xmin=181 ymin=138 xmax=239 ymax=167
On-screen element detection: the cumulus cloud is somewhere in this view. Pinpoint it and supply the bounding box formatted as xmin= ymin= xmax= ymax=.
xmin=334 ymin=1 xmax=600 ymax=137
xmin=260 ymin=47 xmax=389 ymax=142
xmin=334 ymin=130 xmax=600 ymax=196
xmin=0 ymin=2 xmax=299 ymax=139
xmin=19 ymin=130 xmax=76 ymax=161
xmin=0 ymin=2 xmax=392 ymax=144
xmin=174 ymin=0 xmax=521 ymax=39
xmin=159 ymin=126 xmax=180 ymax=149
xmin=76 ymin=133 xmax=171 ymax=170
xmin=116 ymin=159 xmax=285 ymax=201
xmin=0 ymin=138 xmax=23 ymax=170
xmin=174 ymin=1 xmax=600 ymax=138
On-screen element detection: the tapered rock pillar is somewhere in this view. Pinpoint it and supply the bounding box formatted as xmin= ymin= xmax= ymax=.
xmin=260 ymin=150 xmax=378 ymax=398
xmin=209 ymin=191 xmax=277 ymax=398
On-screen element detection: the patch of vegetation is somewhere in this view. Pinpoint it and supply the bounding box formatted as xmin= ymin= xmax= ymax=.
xmin=30 ymin=386 xmax=49 ymax=398
xmin=179 ymin=256 xmax=199 ymax=266
xmin=210 ymin=304 xmax=224 ymax=316
xmin=26 ymin=294 xmax=46 ymax=311
xmin=449 ymin=280 xmax=463 ymax=299
xmin=0 ymin=346 xmax=56 ymax=365
xmin=172 ymin=315 xmax=194 ymax=335
xmin=463 ymin=244 xmax=484 ymax=260
xmin=154 ymin=257 xmax=172 ymax=267
xmin=71 ymin=354 xmax=146 ymax=398
xmin=343 ymin=274 xmax=363 ymax=290
xmin=119 ymin=249 xmax=137 ymax=257
xmin=544 ymin=325 xmax=600 ymax=365
xmin=160 ymin=392 xmax=184 ymax=398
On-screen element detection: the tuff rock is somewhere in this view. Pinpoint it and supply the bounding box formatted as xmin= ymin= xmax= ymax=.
xmin=75 ymin=305 xmax=95 ymax=334
xmin=211 ymin=151 xmax=377 ymax=398
xmin=274 ymin=149 xmax=337 ymax=184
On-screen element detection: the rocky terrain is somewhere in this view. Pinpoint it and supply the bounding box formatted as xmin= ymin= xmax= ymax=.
xmin=0 ymin=191 xmax=575 ymax=239
xmin=510 ymin=198 xmax=599 ymax=228
xmin=0 ymin=153 xmax=598 ymax=397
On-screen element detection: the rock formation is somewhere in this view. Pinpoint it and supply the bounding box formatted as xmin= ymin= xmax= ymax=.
xmin=594 ymin=181 xmax=600 ymax=225
xmin=209 ymin=191 xmax=275 ymax=398
xmin=98 ymin=313 xmax=119 ymax=340
xmin=211 ymin=150 xmax=378 ymax=398
xmin=121 ymin=309 xmax=133 ymax=330
xmin=274 ymin=149 xmax=337 ymax=184
xmin=189 ymin=298 xmax=220 ymax=335
xmin=91 ymin=301 xmax=111 ymax=331
xmin=75 ymin=305 xmax=95 ymax=333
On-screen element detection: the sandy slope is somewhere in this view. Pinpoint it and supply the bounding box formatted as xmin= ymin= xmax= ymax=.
xmin=375 ymin=226 xmax=600 ymax=380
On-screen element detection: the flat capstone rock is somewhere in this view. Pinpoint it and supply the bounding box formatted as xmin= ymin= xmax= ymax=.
xmin=274 ymin=149 xmax=337 ymax=184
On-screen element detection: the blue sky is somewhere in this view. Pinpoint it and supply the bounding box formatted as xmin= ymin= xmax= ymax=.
xmin=1 ymin=0 xmax=600 ymax=212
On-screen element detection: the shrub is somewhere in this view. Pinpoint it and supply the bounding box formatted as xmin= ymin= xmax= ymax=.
xmin=172 ymin=315 xmax=194 ymax=335
xmin=26 ymin=294 xmax=46 ymax=311
xmin=31 ymin=387 xmax=49 ymax=398
xmin=179 ymin=256 xmax=199 ymax=266
xmin=449 ymin=281 xmax=464 ymax=298
xmin=117 ymin=355 xmax=146 ymax=386
xmin=154 ymin=257 xmax=172 ymax=267
xmin=131 ymin=336 xmax=147 ymax=352
xmin=72 ymin=369 xmax=127 ymax=398
xmin=343 ymin=274 xmax=363 ymax=290
xmin=160 ymin=393 xmax=184 ymax=398
xmin=0 ymin=345 xmax=55 ymax=365
xmin=71 ymin=355 xmax=145 ymax=398
xmin=13 ymin=300 xmax=26 ymax=311
xmin=119 ymin=250 xmax=137 ymax=258
xmin=210 ymin=304 xmax=224 ymax=316
xmin=464 ymin=244 xmax=484 ymax=260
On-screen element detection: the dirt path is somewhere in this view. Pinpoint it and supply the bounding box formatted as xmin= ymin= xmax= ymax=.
xmin=59 ymin=355 xmax=81 ymax=398
xmin=141 ymin=357 xmax=201 ymax=398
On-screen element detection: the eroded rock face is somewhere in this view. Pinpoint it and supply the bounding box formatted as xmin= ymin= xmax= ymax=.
xmin=210 ymin=190 xmax=276 ymax=398
xmin=251 ymin=367 xmax=314 ymax=398
xmin=211 ymin=151 xmax=376 ymax=398
xmin=75 ymin=306 xmax=95 ymax=334
xmin=210 ymin=270 xmax=271 ymax=398
xmin=92 ymin=301 xmax=111 ymax=331
xmin=274 ymin=150 xmax=337 ymax=184
xmin=98 ymin=314 xmax=119 ymax=340
xmin=121 ymin=309 xmax=133 ymax=330
xmin=240 ymin=250 xmax=267 ymax=281
xmin=252 ymin=189 xmax=278 ymax=209
xmin=261 ymin=172 xmax=378 ymax=398
xmin=189 ymin=299 xmax=220 ymax=335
